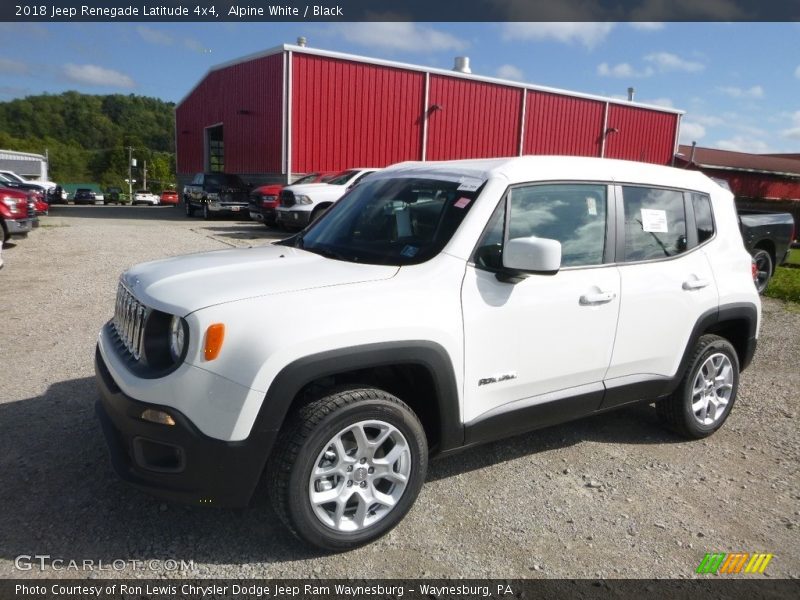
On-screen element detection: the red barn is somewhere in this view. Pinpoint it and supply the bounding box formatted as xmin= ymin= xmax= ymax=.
xmin=676 ymin=144 xmax=800 ymax=229
xmin=176 ymin=43 xmax=683 ymax=187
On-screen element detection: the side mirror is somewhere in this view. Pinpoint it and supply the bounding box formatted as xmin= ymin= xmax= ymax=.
xmin=502 ymin=236 xmax=562 ymax=274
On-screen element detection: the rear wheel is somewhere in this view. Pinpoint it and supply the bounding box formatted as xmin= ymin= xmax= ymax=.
xmin=752 ymin=249 xmax=773 ymax=294
xmin=268 ymin=387 xmax=427 ymax=551
xmin=657 ymin=334 xmax=739 ymax=439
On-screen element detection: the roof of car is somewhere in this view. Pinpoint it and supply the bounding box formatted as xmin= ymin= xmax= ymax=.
xmin=377 ymin=156 xmax=718 ymax=194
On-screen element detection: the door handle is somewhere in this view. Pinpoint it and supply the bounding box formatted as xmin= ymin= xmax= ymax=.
xmin=682 ymin=278 xmax=710 ymax=291
xmin=579 ymin=291 xmax=616 ymax=305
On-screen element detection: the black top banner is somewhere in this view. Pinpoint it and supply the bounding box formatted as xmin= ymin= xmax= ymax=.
xmin=4 ymin=0 xmax=800 ymax=22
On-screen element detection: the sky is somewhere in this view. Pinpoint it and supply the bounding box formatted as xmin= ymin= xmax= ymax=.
xmin=0 ymin=21 xmax=798 ymax=154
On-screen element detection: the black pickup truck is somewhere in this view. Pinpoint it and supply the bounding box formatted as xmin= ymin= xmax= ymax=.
xmin=739 ymin=210 xmax=796 ymax=293
xmin=183 ymin=172 xmax=251 ymax=220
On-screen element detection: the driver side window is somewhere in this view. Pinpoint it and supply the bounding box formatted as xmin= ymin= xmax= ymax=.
xmin=474 ymin=183 xmax=609 ymax=270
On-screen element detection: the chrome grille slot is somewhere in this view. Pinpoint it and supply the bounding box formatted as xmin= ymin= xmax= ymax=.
xmin=112 ymin=282 xmax=149 ymax=361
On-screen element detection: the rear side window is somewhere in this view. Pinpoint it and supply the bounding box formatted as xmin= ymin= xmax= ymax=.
xmin=692 ymin=193 xmax=715 ymax=244
xmin=622 ymin=186 xmax=687 ymax=262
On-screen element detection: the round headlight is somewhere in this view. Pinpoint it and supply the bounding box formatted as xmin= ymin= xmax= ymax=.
xmin=169 ymin=316 xmax=187 ymax=362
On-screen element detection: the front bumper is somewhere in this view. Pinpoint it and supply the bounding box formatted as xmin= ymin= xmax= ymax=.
xmin=208 ymin=202 xmax=249 ymax=215
xmin=94 ymin=348 xmax=276 ymax=508
xmin=5 ymin=217 xmax=32 ymax=237
xmin=276 ymin=207 xmax=311 ymax=228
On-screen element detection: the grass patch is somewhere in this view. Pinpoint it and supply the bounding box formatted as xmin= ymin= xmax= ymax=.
xmin=764 ymin=266 xmax=800 ymax=303
xmin=787 ymin=248 xmax=800 ymax=266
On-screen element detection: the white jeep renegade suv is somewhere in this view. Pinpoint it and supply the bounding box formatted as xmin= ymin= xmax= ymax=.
xmin=95 ymin=156 xmax=760 ymax=550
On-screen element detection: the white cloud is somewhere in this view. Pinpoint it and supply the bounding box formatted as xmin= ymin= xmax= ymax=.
xmin=496 ymin=64 xmax=524 ymax=81
xmin=136 ymin=26 xmax=173 ymax=46
xmin=501 ymin=23 xmax=615 ymax=49
xmin=644 ymin=52 xmax=704 ymax=73
xmin=184 ymin=38 xmax=211 ymax=54
xmin=597 ymin=62 xmax=654 ymax=78
xmin=331 ymin=23 xmax=467 ymax=53
xmin=783 ymin=111 xmax=800 ymax=140
xmin=718 ymin=85 xmax=764 ymax=99
xmin=679 ymin=121 xmax=706 ymax=143
xmin=795 ymin=65 xmax=800 ymax=79
xmin=63 ymin=64 xmax=135 ymax=89
xmin=715 ymin=135 xmax=772 ymax=153
xmin=643 ymin=97 xmax=675 ymax=108
xmin=629 ymin=22 xmax=665 ymax=31
xmin=0 ymin=58 xmax=29 ymax=75
xmin=689 ymin=113 xmax=724 ymax=127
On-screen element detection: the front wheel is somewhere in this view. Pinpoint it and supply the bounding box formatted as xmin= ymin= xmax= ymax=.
xmin=752 ymin=249 xmax=773 ymax=294
xmin=268 ymin=387 xmax=428 ymax=551
xmin=185 ymin=202 xmax=194 ymax=217
xmin=203 ymin=204 xmax=211 ymax=220
xmin=657 ymin=334 xmax=740 ymax=439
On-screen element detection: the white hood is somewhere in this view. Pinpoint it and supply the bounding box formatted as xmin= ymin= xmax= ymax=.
xmin=122 ymin=244 xmax=399 ymax=316
xmin=286 ymin=182 xmax=348 ymax=202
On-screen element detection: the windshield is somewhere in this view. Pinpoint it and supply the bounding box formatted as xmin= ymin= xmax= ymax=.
xmin=281 ymin=176 xmax=483 ymax=266
xmin=326 ymin=170 xmax=360 ymax=186
xmin=0 ymin=172 xmax=25 ymax=183
xmin=206 ymin=173 xmax=246 ymax=188
xmin=293 ymin=172 xmax=323 ymax=185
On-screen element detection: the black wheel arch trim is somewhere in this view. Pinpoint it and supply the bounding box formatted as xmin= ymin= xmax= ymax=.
xmin=252 ymin=341 xmax=464 ymax=455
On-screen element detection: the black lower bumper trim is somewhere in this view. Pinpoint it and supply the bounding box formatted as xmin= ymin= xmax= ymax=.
xmin=94 ymin=348 xmax=276 ymax=508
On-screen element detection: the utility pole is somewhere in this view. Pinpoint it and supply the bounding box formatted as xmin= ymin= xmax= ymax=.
xmin=143 ymin=160 xmax=147 ymax=190
xmin=126 ymin=146 xmax=134 ymax=201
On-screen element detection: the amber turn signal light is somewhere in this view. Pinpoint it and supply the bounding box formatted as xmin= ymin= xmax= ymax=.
xmin=204 ymin=323 xmax=225 ymax=361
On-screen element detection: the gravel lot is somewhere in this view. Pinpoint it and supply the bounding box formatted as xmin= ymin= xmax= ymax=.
xmin=1 ymin=205 xmax=798 ymax=580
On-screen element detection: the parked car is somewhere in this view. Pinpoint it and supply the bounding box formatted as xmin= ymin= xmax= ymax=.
xmin=0 ymin=170 xmax=57 ymax=195
xmin=105 ymin=187 xmax=123 ymax=204
xmin=73 ymin=189 xmax=97 ymax=205
xmin=248 ymin=172 xmax=334 ymax=226
xmin=183 ymin=172 xmax=251 ymax=219
xmin=739 ymin=210 xmax=795 ymax=293
xmin=94 ymin=156 xmax=760 ymax=551
xmin=133 ymin=190 xmax=160 ymax=205
xmin=160 ymin=190 xmax=179 ymax=206
xmin=275 ymin=168 xmax=378 ymax=230
xmin=0 ymin=186 xmax=34 ymax=242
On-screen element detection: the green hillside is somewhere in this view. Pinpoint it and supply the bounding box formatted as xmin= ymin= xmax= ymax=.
xmin=0 ymin=91 xmax=175 ymax=189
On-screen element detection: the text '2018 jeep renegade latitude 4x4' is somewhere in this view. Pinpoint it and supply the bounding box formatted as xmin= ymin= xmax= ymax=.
xmin=95 ymin=157 xmax=760 ymax=550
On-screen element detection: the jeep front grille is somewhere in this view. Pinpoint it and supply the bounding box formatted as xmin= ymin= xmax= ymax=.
xmin=113 ymin=283 xmax=149 ymax=361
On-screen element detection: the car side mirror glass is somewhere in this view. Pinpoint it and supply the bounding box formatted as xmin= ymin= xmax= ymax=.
xmin=502 ymin=236 xmax=562 ymax=274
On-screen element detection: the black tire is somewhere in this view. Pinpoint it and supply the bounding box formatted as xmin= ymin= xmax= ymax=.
xmin=185 ymin=201 xmax=194 ymax=217
xmin=203 ymin=204 xmax=211 ymax=220
xmin=657 ymin=334 xmax=740 ymax=439
xmin=310 ymin=206 xmax=327 ymax=225
xmin=268 ymin=387 xmax=428 ymax=551
xmin=752 ymin=249 xmax=773 ymax=294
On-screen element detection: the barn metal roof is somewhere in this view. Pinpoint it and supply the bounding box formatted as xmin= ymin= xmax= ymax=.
xmin=678 ymin=145 xmax=800 ymax=178
xmin=177 ymin=43 xmax=685 ymax=116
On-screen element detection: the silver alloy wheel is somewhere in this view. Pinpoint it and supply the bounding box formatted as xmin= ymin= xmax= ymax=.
xmin=308 ymin=420 xmax=411 ymax=532
xmin=691 ymin=352 xmax=734 ymax=426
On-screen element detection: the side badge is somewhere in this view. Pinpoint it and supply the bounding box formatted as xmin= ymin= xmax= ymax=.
xmin=478 ymin=372 xmax=518 ymax=386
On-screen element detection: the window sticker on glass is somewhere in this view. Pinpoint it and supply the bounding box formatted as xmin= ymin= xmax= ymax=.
xmin=400 ymin=245 xmax=419 ymax=258
xmin=454 ymin=197 xmax=472 ymax=209
xmin=586 ymin=196 xmax=597 ymax=216
xmin=640 ymin=208 xmax=668 ymax=233
xmin=457 ymin=177 xmax=482 ymax=192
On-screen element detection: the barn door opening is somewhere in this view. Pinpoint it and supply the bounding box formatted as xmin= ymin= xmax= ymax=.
xmin=205 ymin=124 xmax=224 ymax=172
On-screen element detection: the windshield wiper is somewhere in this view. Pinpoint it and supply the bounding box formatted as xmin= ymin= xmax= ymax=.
xmin=305 ymin=246 xmax=351 ymax=261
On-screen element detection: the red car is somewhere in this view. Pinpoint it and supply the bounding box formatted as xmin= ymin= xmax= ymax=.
xmin=0 ymin=186 xmax=34 ymax=242
xmin=248 ymin=172 xmax=333 ymax=226
xmin=160 ymin=190 xmax=179 ymax=206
